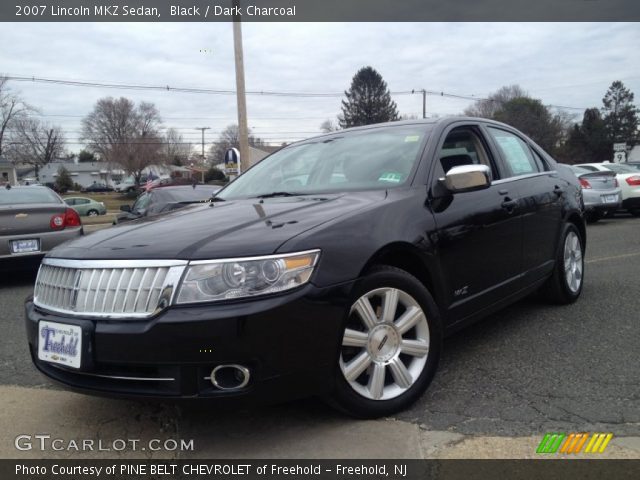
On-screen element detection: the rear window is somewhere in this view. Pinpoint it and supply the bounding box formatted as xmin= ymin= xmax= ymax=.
xmin=604 ymin=164 xmax=636 ymax=174
xmin=160 ymin=187 xmax=215 ymax=203
xmin=0 ymin=187 xmax=61 ymax=205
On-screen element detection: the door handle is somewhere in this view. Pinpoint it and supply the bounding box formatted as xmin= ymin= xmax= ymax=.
xmin=501 ymin=197 xmax=518 ymax=212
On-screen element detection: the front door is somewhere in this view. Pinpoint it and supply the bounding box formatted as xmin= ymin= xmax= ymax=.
xmin=429 ymin=124 xmax=523 ymax=323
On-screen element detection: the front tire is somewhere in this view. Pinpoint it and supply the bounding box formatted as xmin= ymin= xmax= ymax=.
xmin=87 ymin=209 xmax=99 ymax=217
xmin=329 ymin=266 xmax=442 ymax=418
xmin=540 ymin=223 xmax=584 ymax=304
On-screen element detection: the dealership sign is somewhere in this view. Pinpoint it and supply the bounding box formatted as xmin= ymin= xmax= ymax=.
xmin=224 ymin=148 xmax=240 ymax=175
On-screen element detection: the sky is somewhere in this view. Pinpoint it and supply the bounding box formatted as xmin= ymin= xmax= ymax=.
xmin=1 ymin=22 xmax=639 ymax=154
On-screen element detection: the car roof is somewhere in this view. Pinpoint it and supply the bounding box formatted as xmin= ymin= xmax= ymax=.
xmin=286 ymin=115 xmax=527 ymax=146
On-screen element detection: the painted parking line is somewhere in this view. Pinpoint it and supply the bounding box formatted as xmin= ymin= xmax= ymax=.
xmin=586 ymin=252 xmax=640 ymax=264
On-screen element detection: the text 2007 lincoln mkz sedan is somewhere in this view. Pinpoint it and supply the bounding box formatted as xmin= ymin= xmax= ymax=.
xmin=25 ymin=117 xmax=585 ymax=417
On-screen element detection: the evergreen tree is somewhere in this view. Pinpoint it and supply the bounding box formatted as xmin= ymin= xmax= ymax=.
xmin=580 ymin=108 xmax=610 ymax=162
xmin=77 ymin=149 xmax=97 ymax=163
xmin=339 ymin=67 xmax=399 ymax=128
xmin=55 ymin=166 xmax=73 ymax=193
xmin=601 ymin=81 xmax=639 ymax=145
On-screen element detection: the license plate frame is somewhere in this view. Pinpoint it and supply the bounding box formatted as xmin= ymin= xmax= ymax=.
xmin=10 ymin=238 xmax=40 ymax=254
xmin=37 ymin=320 xmax=82 ymax=369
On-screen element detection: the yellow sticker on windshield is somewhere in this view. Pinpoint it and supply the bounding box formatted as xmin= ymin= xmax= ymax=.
xmin=404 ymin=135 xmax=420 ymax=142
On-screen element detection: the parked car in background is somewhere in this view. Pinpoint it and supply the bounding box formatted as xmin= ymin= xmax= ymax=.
xmin=575 ymin=162 xmax=640 ymax=216
xmin=26 ymin=118 xmax=585 ymax=417
xmin=623 ymin=162 xmax=640 ymax=171
xmin=0 ymin=186 xmax=82 ymax=270
xmin=63 ymin=196 xmax=107 ymax=217
xmin=569 ymin=166 xmax=621 ymax=223
xmin=81 ymin=182 xmax=114 ymax=193
xmin=114 ymin=185 xmax=219 ymax=224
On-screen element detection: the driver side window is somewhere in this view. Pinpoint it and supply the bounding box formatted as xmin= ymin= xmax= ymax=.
xmin=436 ymin=127 xmax=497 ymax=181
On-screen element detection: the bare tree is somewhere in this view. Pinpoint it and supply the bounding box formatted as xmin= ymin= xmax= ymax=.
xmin=163 ymin=128 xmax=191 ymax=166
xmin=209 ymin=124 xmax=265 ymax=164
xmin=320 ymin=119 xmax=339 ymax=133
xmin=464 ymin=85 xmax=529 ymax=118
xmin=81 ymin=97 xmax=163 ymax=186
xmin=7 ymin=118 xmax=66 ymax=180
xmin=0 ymin=76 xmax=33 ymax=157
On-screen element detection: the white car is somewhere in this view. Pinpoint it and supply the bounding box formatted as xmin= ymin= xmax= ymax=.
xmin=575 ymin=163 xmax=640 ymax=216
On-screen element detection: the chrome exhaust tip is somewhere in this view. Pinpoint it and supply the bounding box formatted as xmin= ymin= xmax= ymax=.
xmin=210 ymin=364 xmax=250 ymax=390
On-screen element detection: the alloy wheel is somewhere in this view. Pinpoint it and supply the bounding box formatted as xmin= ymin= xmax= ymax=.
xmin=339 ymin=287 xmax=430 ymax=401
xmin=564 ymin=231 xmax=583 ymax=293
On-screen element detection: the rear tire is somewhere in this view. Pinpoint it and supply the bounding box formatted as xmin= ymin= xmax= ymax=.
xmin=540 ymin=223 xmax=584 ymax=304
xmin=329 ymin=266 xmax=442 ymax=418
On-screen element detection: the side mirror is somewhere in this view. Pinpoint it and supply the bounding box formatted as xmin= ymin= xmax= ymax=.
xmin=120 ymin=204 xmax=131 ymax=212
xmin=443 ymin=165 xmax=491 ymax=193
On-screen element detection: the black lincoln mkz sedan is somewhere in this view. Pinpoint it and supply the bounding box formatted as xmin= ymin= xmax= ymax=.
xmin=26 ymin=117 xmax=585 ymax=417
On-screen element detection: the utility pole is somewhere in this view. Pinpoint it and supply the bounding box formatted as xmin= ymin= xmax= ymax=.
xmin=412 ymin=89 xmax=426 ymax=119
xmin=233 ymin=2 xmax=250 ymax=174
xmin=195 ymin=127 xmax=210 ymax=160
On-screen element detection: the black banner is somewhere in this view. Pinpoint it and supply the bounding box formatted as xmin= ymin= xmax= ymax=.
xmin=1 ymin=0 xmax=640 ymax=22
xmin=2 ymin=459 xmax=640 ymax=480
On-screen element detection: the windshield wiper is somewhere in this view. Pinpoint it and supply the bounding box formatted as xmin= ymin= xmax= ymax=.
xmin=210 ymin=195 xmax=226 ymax=202
xmin=253 ymin=191 xmax=303 ymax=199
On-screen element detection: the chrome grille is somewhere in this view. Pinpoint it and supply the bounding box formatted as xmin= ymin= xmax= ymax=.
xmin=34 ymin=259 xmax=188 ymax=319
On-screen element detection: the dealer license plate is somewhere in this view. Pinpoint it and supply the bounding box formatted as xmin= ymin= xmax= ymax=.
xmin=37 ymin=321 xmax=82 ymax=369
xmin=10 ymin=239 xmax=40 ymax=254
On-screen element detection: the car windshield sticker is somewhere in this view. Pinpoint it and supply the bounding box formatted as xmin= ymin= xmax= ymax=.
xmin=378 ymin=172 xmax=404 ymax=183
xmin=404 ymin=135 xmax=420 ymax=142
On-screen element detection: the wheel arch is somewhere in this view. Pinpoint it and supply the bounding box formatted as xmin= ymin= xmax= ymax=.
xmin=566 ymin=211 xmax=587 ymax=250
xmin=360 ymin=242 xmax=443 ymax=308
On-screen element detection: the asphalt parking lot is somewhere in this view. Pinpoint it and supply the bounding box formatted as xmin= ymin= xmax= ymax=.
xmin=1 ymin=215 xmax=639 ymax=458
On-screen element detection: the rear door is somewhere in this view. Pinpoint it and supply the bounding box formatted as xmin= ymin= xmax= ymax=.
xmin=429 ymin=123 xmax=523 ymax=322
xmin=484 ymin=126 xmax=564 ymax=282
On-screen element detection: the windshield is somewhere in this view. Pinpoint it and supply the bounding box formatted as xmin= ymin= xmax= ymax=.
xmin=0 ymin=187 xmax=61 ymax=205
xmin=219 ymin=125 xmax=428 ymax=199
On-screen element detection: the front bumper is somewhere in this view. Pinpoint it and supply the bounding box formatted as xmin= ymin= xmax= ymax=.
xmin=25 ymin=281 xmax=354 ymax=402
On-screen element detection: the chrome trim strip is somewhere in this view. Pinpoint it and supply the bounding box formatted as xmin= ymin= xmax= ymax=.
xmin=42 ymin=258 xmax=189 ymax=268
xmin=492 ymin=170 xmax=558 ymax=185
xmin=188 ymin=249 xmax=321 ymax=266
xmin=48 ymin=364 xmax=175 ymax=382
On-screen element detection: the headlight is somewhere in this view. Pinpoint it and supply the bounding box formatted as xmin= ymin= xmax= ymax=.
xmin=175 ymin=250 xmax=320 ymax=304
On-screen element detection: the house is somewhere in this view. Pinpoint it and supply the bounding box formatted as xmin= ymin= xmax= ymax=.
xmin=629 ymin=145 xmax=640 ymax=162
xmin=38 ymin=161 xmax=122 ymax=188
xmin=0 ymin=156 xmax=18 ymax=186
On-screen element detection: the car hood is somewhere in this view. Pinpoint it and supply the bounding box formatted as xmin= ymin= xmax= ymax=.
xmin=49 ymin=191 xmax=385 ymax=260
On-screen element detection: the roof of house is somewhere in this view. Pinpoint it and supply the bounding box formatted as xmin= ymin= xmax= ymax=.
xmin=0 ymin=156 xmax=14 ymax=167
xmin=42 ymin=161 xmax=111 ymax=172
